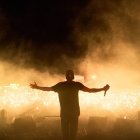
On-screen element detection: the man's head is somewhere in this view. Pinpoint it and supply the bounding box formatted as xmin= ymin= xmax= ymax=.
xmin=65 ymin=70 xmax=74 ymax=81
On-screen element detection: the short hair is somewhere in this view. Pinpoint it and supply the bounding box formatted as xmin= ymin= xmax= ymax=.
xmin=65 ymin=70 xmax=74 ymax=80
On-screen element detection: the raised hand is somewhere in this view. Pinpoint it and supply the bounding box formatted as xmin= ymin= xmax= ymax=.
xmin=104 ymin=84 xmax=110 ymax=91
xmin=103 ymin=84 xmax=110 ymax=96
xmin=30 ymin=81 xmax=38 ymax=89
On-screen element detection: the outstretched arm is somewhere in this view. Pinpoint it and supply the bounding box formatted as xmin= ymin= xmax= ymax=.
xmin=30 ymin=82 xmax=53 ymax=91
xmin=81 ymin=84 xmax=110 ymax=93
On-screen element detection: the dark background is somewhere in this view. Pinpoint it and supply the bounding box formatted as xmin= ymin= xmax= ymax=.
xmin=0 ymin=0 xmax=89 ymax=73
xmin=0 ymin=0 xmax=140 ymax=73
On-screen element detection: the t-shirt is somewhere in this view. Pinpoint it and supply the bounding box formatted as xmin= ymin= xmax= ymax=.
xmin=51 ymin=81 xmax=84 ymax=117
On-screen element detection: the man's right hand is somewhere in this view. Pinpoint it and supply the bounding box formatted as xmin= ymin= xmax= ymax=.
xmin=104 ymin=84 xmax=110 ymax=91
xmin=30 ymin=82 xmax=38 ymax=89
xmin=103 ymin=84 xmax=110 ymax=96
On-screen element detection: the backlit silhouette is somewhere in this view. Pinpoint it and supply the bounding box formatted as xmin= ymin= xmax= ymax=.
xmin=30 ymin=70 xmax=110 ymax=140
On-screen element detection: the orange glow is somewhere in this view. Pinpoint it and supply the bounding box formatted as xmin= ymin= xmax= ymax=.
xmin=0 ymin=83 xmax=140 ymax=121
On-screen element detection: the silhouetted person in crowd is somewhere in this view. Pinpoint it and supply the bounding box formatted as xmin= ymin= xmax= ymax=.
xmin=0 ymin=109 xmax=7 ymax=128
xmin=30 ymin=70 xmax=110 ymax=140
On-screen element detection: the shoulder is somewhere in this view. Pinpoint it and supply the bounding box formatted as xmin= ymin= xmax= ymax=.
xmin=54 ymin=81 xmax=65 ymax=86
xmin=74 ymin=81 xmax=83 ymax=85
xmin=51 ymin=81 xmax=64 ymax=91
xmin=74 ymin=81 xmax=84 ymax=88
xmin=53 ymin=81 xmax=67 ymax=87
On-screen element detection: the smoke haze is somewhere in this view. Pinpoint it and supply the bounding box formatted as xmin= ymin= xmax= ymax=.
xmin=0 ymin=0 xmax=140 ymax=120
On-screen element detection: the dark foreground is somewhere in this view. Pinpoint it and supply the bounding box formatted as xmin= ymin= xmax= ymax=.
xmin=0 ymin=116 xmax=140 ymax=140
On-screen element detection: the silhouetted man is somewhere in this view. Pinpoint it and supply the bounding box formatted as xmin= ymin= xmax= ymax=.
xmin=30 ymin=70 xmax=110 ymax=140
